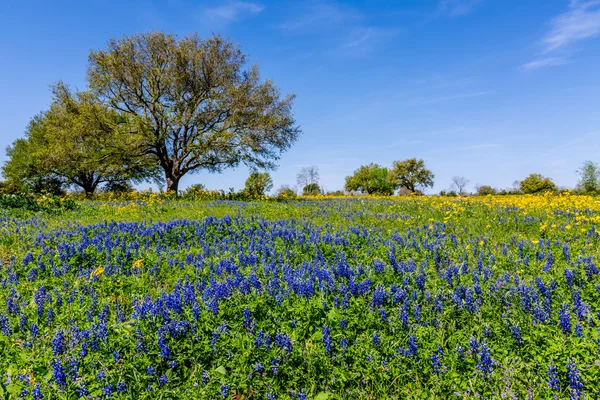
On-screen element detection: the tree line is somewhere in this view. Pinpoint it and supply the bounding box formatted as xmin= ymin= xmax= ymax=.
xmin=2 ymin=31 xmax=598 ymax=199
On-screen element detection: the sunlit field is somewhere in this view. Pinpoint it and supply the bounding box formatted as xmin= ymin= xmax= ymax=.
xmin=1 ymin=194 xmax=599 ymax=399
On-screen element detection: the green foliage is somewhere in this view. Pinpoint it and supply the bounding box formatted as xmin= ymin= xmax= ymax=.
xmin=275 ymin=185 xmax=297 ymax=200
xmin=519 ymin=173 xmax=558 ymax=194
xmin=388 ymin=158 xmax=434 ymax=193
xmin=3 ymin=83 xmax=155 ymax=197
xmin=302 ymin=183 xmax=322 ymax=195
xmin=475 ymin=185 xmax=497 ymax=195
xmin=88 ymin=31 xmax=300 ymax=192
xmin=577 ymin=160 xmax=600 ymax=193
xmin=244 ymin=172 xmax=273 ymax=198
xmin=344 ymin=163 xmax=396 ymax=195
xmin=101 ymin=181 xmax=135 ymax=193
xmin=0 ymin=193 xmax=76 ymax=212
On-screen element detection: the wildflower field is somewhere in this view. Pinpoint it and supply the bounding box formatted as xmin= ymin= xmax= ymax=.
xmin=1 ymin=195 xmax=599 ymax=399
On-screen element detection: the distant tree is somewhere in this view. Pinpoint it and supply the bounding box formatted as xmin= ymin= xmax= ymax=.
xmin=577 ymin=161 xmax=600 ymax=193
xmin=88 ymin=31 xmax=300 ymax=193
xmin=344 ymin=163 xmax=397 ymax=195
xmin=302 ymin=183 xmax=322 ymax=195
xmin=451 ymin=176 xmax=470 ymax=195
xmin=296 ymin=166 xmax=319 ymax=191
xmin=3 ymin=83 xmax=155 ymax=198
xmin=244 ymin=172 xmax=273 ymax=198
xmin=519 ymin=173 xmax=557 ymax=194
xmin=475 ymin=185 xmax=497 ymax=195
xmin=387 ymin=158 xmax=434 ymax=193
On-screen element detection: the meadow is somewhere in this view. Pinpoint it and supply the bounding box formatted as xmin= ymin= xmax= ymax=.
xmin=0 ymin=194 xmax=599 ymax=399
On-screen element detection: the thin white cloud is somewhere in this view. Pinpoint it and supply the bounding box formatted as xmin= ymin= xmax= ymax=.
xmin=279 ymin=2 xmax=360 ymax=31
xmin=406 ymin=91 xmax=490 ymax=107
xmin=279 ymin=2 xmax=398 ymax=56
xmin=203 ymin=1 xmax=264 ymax=21
xmin=521 ymin=56 xmax=569 ymax=71
xmin=437 ymin=0 xmax=483 ymax=17
xmin=523 ymin=0 xmax=600 ymax=70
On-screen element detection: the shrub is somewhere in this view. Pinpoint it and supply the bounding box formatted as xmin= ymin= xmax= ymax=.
xmin=275 ymin=185 xmax=297 ymax=200
xmin=519 ymin=174 xmax=557 ymax=194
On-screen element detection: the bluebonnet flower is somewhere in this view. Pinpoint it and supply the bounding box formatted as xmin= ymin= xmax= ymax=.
xmin=32 ymin=383 xmax=43 ymax=400
xmin=567 ymin=360 xmax=583 ymax=399
xmin=146 ymin=366 xmax=156 ymax=377
xmin=51 ymin=359 xmax=67 ymax=387
xmin=158 ymin=331 xmax=171 ymax=359
xmin=431 ymin=346 xmax=444 ymax=373
xmin=322 ymin=325 xmax=332 ymax=354
xmin=97 ymin=369 xmax=106 ymax=381
xmin=559 ymin=305 xmax=572 ymax=334
xmin=103 ymin=383 xmax=115 ymax=397
xmin=221 ymin=384 xmax=229 ymax=398
xmin=476 ymin=343 xmax=493 ymax=379
xmin=30 ymin=323 xmax=39 ymax=338
xmin=340 ymin=336 xmax=348 ymax=351
xmin=243 ymin=307 xmax=252 ymax=329
xmin=547 ymin=363 xmax=560 ymax=390
xmin=202 ymin=371 xmax=210 ymax=383
xmin=511 ymin=326 xmax=523 ymax=347
xmin=574 ymin=323 xmax=584 ymax=338
xmin=117 ymin=382 xmax=126 ymax=393
xmin=255 ymin=362 xmax=264 ymax=373
xmin=159 ymin=374 xmax=168 ymax=386
xmin=0 ymin=314 xmax=10 ymax=336
xmin=298 ymin=390 xmax=307 ymax=400
xmin=372 ymin=332 xmax=381 ymax=346
xmin=407 ymin=335 xmax=418 ymax=358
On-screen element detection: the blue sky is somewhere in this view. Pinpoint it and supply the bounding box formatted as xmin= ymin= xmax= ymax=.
xmin=2 ymin=0 xmax=600 ymax=193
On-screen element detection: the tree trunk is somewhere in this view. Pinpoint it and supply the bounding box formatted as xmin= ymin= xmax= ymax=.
xmin=165 ymin=173 xmax=180 ymax=194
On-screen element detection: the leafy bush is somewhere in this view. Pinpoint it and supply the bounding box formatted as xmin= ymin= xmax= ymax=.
xmin=0 ymin=193 xmax=76 ymax=212
xmin=475 ymin=185 xmax=497 ymax=195
xmin=302 ymin=183 xmax=322 ymax=195
xmin=519 ymin=173 xmax=557 ymax=194
xmin=275 ymin=185 xmax=297 ymax=200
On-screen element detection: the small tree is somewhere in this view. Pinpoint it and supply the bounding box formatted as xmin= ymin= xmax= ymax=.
xmin=577 ymin=161 xmax=600 ymax=193
xmin=344 ymin=163 xmax=397 ymax=195
xmin=475 ymin=185 xmax=497 ymax=195
xmin=244 ymin=172 xmax=273 ymax=198
xmin=296 ymin=166 xmax=319 ymax=191
xmin=387 ymin=158 xmax=434 ymax=194
xmin=519 ymin=173 xmax=557 ymax=194
xmin=302 ymin=183 xmax=321 ymax=195
xmin=451 ymin=176 xmax=469 ymax=195
xmin=3 ymin=83 xmax=156 ymax=198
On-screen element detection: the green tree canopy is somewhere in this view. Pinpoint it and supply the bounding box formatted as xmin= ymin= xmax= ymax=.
xmin=387 ymin=158 xmax=434 ymax=193
xmin=344 ymin=163 xmax=396 ymax=195
xmin=577 ymin=160 xmax=600 ymax=193
xmin=519 ymin=173 xmax=557 ymax=194
xmin=2 ymin=133 xmax=67 ymax=195
xmin=3 ymin=83 xmax=155 ymax=197
xmin=302 ymin=183 xmax=321 ymax=195
xmin=244 ymin=172 xmax=273 ymax=198
xmin=87 ymin=31 xmax=301 ymax=193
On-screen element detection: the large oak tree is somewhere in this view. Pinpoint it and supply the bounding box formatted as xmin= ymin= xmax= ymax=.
xmin=87 ymin=31 xmax=301 ymax=192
